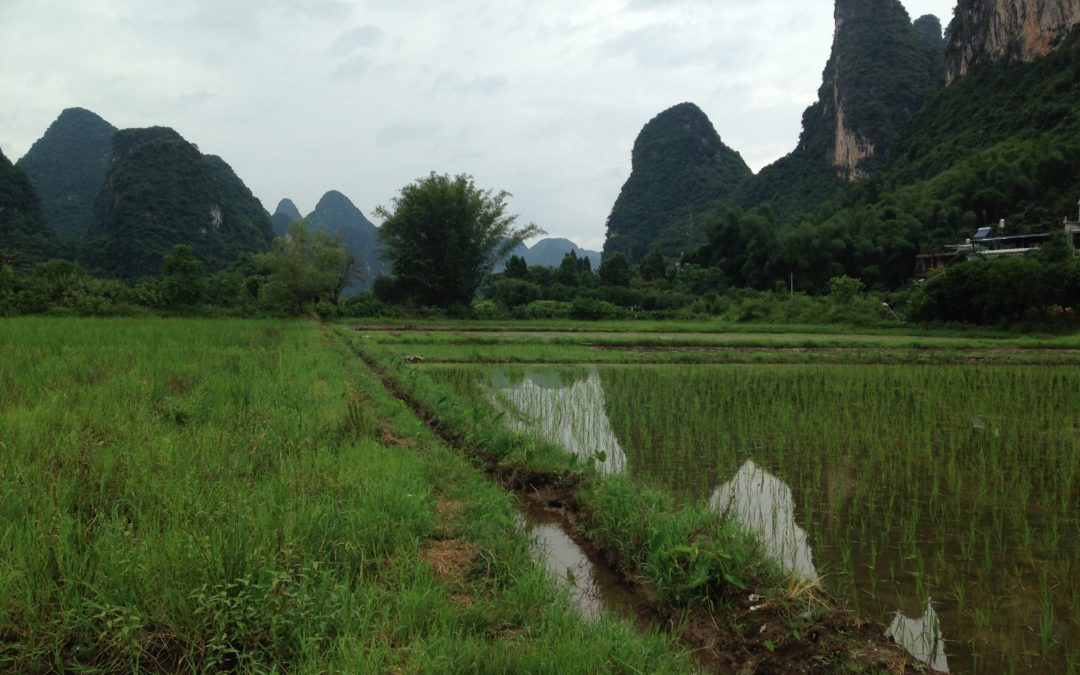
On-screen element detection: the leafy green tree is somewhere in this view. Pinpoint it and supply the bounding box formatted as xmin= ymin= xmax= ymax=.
xmin=598 ymin=252 xmax=632 ymax=287
xmin=639 ymin=247 xmax=668 ymax=282
xmin=828 ymin=275 xmax=865 ymax=304
xmin=257 ymin=221 xmax=356 ymax=314
xmin=160 ymin=244 xmax=206 ymax=307
xmin=504 ymin=255 xmax=528 ymax=279
xmin=376 ymin=173 xmax=542 ymax=307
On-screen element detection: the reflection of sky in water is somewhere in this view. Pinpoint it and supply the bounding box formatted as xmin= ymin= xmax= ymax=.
xmin=709 ymin=460 xmax=820 ymax=582
xmin=487 ymin=369 xmax=626 ymax=474
xmin=887 ymin=600 xmax=949 ymax=672
xmin=529 ymin=519 xmax=606 ymax=621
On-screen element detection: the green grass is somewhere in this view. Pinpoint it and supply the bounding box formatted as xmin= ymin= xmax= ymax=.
xmin=0 ymin=318 xmax=692 ymax=672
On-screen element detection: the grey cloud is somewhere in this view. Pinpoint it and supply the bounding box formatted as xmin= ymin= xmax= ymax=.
xmin=376 ymin=121 xmax=442 ymax=148
xmin=331 ymin=24 xmax=385 ymax=57
xmin=432 ymin=72 xmax=509 ymax=95
xmin=332 ymin=55 xmax=373 ymax=80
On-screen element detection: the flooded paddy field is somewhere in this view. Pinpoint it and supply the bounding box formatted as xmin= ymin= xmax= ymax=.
xmin=373 ymin=324 xmax=1080 ymax=674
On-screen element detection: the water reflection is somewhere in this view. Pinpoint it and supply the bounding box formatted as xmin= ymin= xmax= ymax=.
xmin=887 ymin=600 xmax=949 ymax=672
xmin=521 ymin=506 xmax=639 ymax=621
xmin=487 ymin=369 xmax=627 ymax=474
xmin=709 ymin=460 xmax=820 ymax=582
xmin=487 ymin=369 xmax=950 ymax=669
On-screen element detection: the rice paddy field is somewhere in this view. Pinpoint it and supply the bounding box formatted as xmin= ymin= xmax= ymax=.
xmin=5 ymin=315 xmax=1078 ymax=673
xmin=358 ymin=322 xmax=1080 ymax=675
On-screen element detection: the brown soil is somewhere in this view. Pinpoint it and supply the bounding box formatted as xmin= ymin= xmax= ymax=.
xmin=342 ymin=335 xmax=939 ymax=674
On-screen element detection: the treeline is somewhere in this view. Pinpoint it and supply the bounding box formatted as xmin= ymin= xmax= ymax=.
xmin=4 ymin=238 xmax=1078 ymax=329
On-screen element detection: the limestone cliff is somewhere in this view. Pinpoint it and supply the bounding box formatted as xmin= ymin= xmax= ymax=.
xmin=946 ymin=0 xmax=1080 ymax=84
xmin=814 ymin=0 xmax=945 ymax=180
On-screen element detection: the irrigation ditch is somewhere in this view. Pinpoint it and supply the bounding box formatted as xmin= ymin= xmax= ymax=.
xmin=333 ymin=326 xmax=936 ymax=674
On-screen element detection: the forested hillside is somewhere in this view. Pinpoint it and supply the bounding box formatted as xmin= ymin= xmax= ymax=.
xmin=86 ymin=127 xmax=273 ymax=280
xmin=305 ymin=190 xmax=386 ymax=288
xmin=734 ymin=0 xmax=944 ymax=218
xmin=17 ymin=108 xmax=116 ymax=241
xmin=0 ymin=149 xmax=54 ymax=262
xmin=271 ymin=198 xmax=302 ymax=236
xmin=602 ymin=102 xmax=751 ymax=263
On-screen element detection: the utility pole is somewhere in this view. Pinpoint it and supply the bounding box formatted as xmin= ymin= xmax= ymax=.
xmin=790 ymin=273 xmax=794 ymax=297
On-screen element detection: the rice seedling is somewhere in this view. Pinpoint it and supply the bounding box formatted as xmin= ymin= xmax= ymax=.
xmin=426 ymin=358 xmax=1080 ymax=673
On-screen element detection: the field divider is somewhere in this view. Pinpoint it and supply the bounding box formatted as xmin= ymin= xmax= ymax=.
xmin=330 ymin=325 xmax=938 ymax=674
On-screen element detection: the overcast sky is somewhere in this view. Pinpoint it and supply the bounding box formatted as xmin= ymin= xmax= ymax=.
xmin=0 ymin=0 xmax=955 ymax=250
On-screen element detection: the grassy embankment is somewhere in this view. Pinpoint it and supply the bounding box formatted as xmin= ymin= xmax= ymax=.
xmin=0 ymin=318 xmax=692 ymax=672
xmin=349 ymin=321 xmax=1080 ymax=366
xmin=333 ymin=323 xmax=933 ymax=673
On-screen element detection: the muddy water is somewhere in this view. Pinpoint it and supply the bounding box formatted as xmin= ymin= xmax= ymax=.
xmin=518 ymin=502 xmax=642 ymax=622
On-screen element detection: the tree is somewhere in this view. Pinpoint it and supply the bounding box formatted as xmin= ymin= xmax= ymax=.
xmin=504 ymin=255 xmax=528 ymax=279
xmin=160 ymin=244 xmax=206 ymax=307
xmin=598 ymin=252 xmax=632 ymax=287
xmin=257 ymin=220 xmax=356 ymax=314
xmin=639 ymin=247 xmax=667 ymax=282
xmin=376 ymin=173 xmax=542 ymax=307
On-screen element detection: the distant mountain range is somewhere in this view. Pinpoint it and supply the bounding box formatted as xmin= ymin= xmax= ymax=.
xmin=272 ymin=191 xmax=387 ymax=291
xmin=5 ymin=109 xmax=273 ymax=280
xmin=502 ymin=238 xmax=601 ymax=270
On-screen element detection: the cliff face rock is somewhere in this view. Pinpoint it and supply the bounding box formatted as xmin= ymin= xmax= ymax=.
xmin=810 ymin=0 xmax=945 ymax=181
xmin=17 ymin=108 xmax=117 ymax=240
xmin=946 ymin=0 xmax=1080 ymax=84
xmin=602 ymin=102 xmax=751 ymax=262
xmin=87 ymin=127 xmax=273 ymax=280
xmin=913 ymin=14 xmax=946 ymax=48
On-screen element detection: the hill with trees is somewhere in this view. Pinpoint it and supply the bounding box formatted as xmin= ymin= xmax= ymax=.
xmin=304 ymin=190 xmax=386 ymax=289
xmin=271 ymin=198 xmax=302 ymax=236
xmin=0 ymin=149 xmax=55 ymax=262
xmin=17 ymin=107 xmax=116 ymax=241
xmin=86 ymin=127 xmax=274 ymax=280
xmin=602 ymin=102 xmax=752 ymax=263
xmin=734 ymin=0 xmax=944 ymax=217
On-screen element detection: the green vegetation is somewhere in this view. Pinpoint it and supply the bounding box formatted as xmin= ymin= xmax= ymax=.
xmin=602 ymin=102 xmax=752 ymax=262
xmin=337 ymin=325 xmax=926 ymax=671
xmin=0 ymin=149 xmax=55 ymax=263
xmin=734 ymin=0 xmax=943 ymax=216
xmin=374 ymin=325 xmax=1080 ymax=673
xmin=16 ymin=107 xmax=116 ymax=241
xmin=86 ymin=127 xmax=273 ymax=281
xmin=376 ymin=172 xmax=542 ymax=307
xmin=0 ymin=318 xmax=694 ymax=672
xmin=304 ymin=190 xmax=387 ymax=288
xmin=256 ymin=221 xmax=357 ymax=314
xmin=270 ymin=198 xmax=302 ymax=237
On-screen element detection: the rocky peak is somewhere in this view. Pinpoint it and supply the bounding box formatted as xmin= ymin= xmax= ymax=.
xmin=602 ymin=102 xmax=751 ymax=261
xmin=799 ymin=0 xmax=944 ymax=181
xmin=270 ymin=198 xmax=302 ymax=236
xmin=16 ymin=107 xmax=117 ymax=240
xmin=274 ymin=198 xmax=301 ymax=221
xmin=913 ymin=14 xmax=945 ymax=48
xmin=946 ymin=0 xmax=1080 ymax=84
